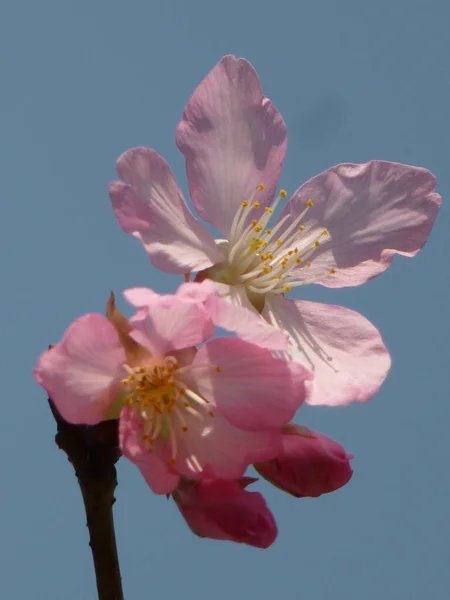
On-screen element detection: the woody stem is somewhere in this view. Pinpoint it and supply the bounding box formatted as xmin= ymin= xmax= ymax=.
xmin=48 ymin=398 xmax=124 ymax=600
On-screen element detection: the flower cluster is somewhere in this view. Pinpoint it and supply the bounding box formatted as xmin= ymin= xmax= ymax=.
xmin=35 ymin=55 xmax=440 ymax=548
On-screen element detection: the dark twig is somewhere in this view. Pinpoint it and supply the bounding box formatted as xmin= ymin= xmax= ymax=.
xmin=49 ymin=398 xmax=124 ymax=600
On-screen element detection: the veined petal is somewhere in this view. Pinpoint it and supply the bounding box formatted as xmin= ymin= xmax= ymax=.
xmin=188 ymin=337 xmax=311 ymax=431
xmin=280 ymin=161 xmax=441 ymax=287
xmin=178 ymin=280 xmax=289 ymax=350
xmin=128 ymin=293 xmax=215 ymax=356
xmin=263 ymin=295 xmax=391 ymax=406
xmin=254 ymin=424 xmax=353 ymax=498
xmin=119 ymin=407 xmax=180 ymax=494
xmin=109 ymin=147 xmax=222 ymax=273
xmin=34 ymin=314 xmax=125 ymax=424
xmin=173 ymin=479 xmax=277 ymax=548
xmin=171 ymin=411 xmax=281 ymax=480
xmin=176 ymin=55 xmax=287 ymax=236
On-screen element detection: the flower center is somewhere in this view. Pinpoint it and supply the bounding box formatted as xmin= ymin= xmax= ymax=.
xmin=211 ymin=185 xmax=336 ymax=297
xmin=121 ymin=357 xmax=218 ymax=464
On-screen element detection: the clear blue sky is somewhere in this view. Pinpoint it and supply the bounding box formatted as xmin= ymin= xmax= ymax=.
xmin=1 ymin=1 xmax=449 ymax=598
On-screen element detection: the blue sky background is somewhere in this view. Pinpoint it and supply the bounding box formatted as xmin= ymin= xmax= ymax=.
xmin=1 ymin=0 xmax=449 ymax=598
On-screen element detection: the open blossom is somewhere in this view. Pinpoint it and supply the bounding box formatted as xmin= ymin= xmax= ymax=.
xmin=254 ymin=423 xmax=353 ymax=498
xmin=109 ymin=55 xmax=441 ymax=407
xmin=173 ymin=477 xmax=277 ymax=548
xmin=34 ymin=288 xmax=311 ymax=494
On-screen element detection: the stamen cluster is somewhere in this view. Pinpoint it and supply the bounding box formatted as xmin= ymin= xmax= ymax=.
xmin=121 ymin=357 xmax=218 ymax=463
xmin=223 ymin=186 xmax=335 ymax=295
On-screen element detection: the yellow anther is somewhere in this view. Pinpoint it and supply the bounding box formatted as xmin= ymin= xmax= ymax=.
xmin=251 ymin=219 xmax=258 ymax=226
xmin=265 ymin=207 xmax=273 ymax=213
xmin=137 ymin=367 xmax=145 ymax=374
xmin=242 ymin=201 xmax=248 ymax=207
xmin=276 ymin=239 xmax=282 ymax=246
xmin=321 ymin=229 xmax=328 ymax=236
xmin=329 ymin=268 xmax=336 ymax=275
xmin=306 ymin=261 xmax=311 ymax=267
xmin=256 ymin=184 xmax=265 ymax=191
xmin=253 ymin=201 xmax=260 ymax=209
xmin=307 ymin=199 xmax=314 ymax=207
xmin=263 ymin=265 xmax=272 ymax=274
xmin=276 ymin=275 xmax=282 ymax=279
xmin=261 ymin=240 xmax=267 ymax=246
xmin=121 ymin=379 xmax=128 ymax=386
xmin=267 ymin=253 xmax=274 ymax=260
xmin=288 ymin=250 xmax=293 ymax=256
xmin=280 ymin=189 xmax=287 ymax=198
xmin=250 ymin=238 xmax=260 ymax=252
xmin=314 ymin=240 xmax=321 ymax=247
xmin=265 ymin=229 xmax=272 ymax=235
xmin=216 ymin=366 xmax=222 ymax=373
xmin=284 ymin=285 xmax=291 ymax=293
xmin=254 ymin=226 xmax=263 ymax=233
xmin=298 ymin=225 xmax=305 ymax=231
xmin=125 ymin=397 xmax=134 ymax=405
xmin=295 ymin=258 xmax=302 ymax=264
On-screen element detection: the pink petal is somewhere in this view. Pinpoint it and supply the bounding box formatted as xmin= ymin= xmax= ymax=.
xmin=179 ymin=280 xmax=289 ymax=350
xmin=188 ymin=338 xmax=312 ymax=430
xmin=128 ymin=292 xmax=215 ymax=356
xmin=263 ymin=295 xmax=391 ymax=406
xmin=123 ymin=287 xmax=159 ymax=307
xmin=34 ymin=314 xmax=125 ymax=424
xmin=125 ymin=283 xmax=212 ymax=310
xmin=109 ymin=147 xmax=222 ymax=273
xmin=255 ymin=424 xmax=353 ymax=498
xmin=119 ymin=407 xmax=180 ymax=494
xmin=280 ymin=161 xmax=441 ymax=287
xmin=176 ymin=55 xmax=287 ymax=235
xmin=170 ymin=411 xmax=281 ymax=481
xmin=173 ymin=478 xmax=277 ymax=548
xmin=177 ymin=279 xmax=221 ymax=303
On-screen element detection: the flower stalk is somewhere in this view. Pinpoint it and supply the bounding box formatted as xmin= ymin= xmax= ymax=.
xmin=48 ymin=397 xmax=124 ymax=600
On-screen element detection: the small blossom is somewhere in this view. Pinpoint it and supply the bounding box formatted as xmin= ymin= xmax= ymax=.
xmin=109 ymin=55 xmax=440 ymax=407
xmin=172 ymin=477 xmax=277 ymax=548
xmin=34 ymin=288 xmax=311 ymax=494
xmin=254 ymin=423 xmax=353 ymax=498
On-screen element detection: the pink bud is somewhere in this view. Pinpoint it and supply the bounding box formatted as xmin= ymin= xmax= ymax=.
xmin=254 ymin=424 xmax=353 ymax=498
xmin=173 ymin=478 xmax=277 ymax=548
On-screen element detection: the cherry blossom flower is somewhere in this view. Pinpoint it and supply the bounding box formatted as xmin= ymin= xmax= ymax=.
xmin=109 ymin=55 xmax=441 ymax=407
xmin=254 ymin=423 xmax=353 ymax=498
xmin=172 ymin=477 xmax=277 ymax=548
xmin=34 ymin=289 xmax=311 ymax=494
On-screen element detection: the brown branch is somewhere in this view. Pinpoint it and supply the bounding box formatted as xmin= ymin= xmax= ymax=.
xmin=49 ymin=398 xmax=124 ymax=600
